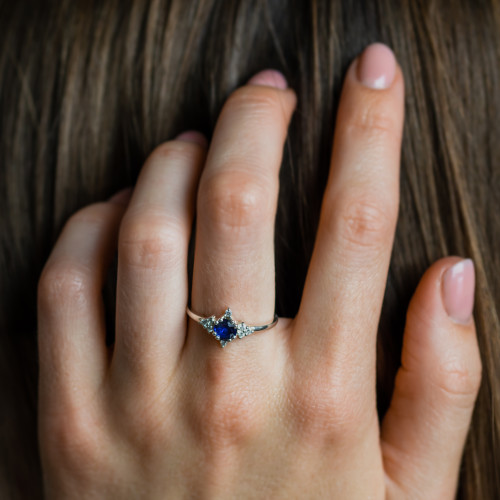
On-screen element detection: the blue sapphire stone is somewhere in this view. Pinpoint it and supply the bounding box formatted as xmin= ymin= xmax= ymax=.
xmin=213 ymin=319 xmax=237 ymax=341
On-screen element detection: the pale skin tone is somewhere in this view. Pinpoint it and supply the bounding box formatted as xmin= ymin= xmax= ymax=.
xmin=37 ymin=44 xmax=482 ymax=499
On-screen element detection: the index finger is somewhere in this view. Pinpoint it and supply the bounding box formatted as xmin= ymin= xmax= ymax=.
xmin=294 ymin=44 xmax=405 ymax=385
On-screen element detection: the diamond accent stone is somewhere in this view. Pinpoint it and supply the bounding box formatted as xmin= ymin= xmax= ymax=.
xmin=199 ymin=316 xmax=215 ymax=332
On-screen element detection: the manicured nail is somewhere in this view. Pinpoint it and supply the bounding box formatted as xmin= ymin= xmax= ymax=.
xmin=175 ymin=130 xmax=208 ymax=147
xmin=108 ymin=187 xmax=133 ymax=205
xmin=442 ymin=259 xmax=475 ymax=324
xmin=356 ymin=43 xmax=396 ymax=90
xmin=247 ymin=69 xmax=288 ymax=89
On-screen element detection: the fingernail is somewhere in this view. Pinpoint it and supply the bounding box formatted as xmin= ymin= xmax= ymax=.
xmin=175 ymin=130 xmax=208 ymax=147
xmin=442 ymin=259 xmax=475 ymax=324
xmin=247 ymin=69 xmax=288 ymax=89
xmin=356 ymin=43 xmax=396 ymax=90
xmin=108 ymin=187 xmax=133 ymax=205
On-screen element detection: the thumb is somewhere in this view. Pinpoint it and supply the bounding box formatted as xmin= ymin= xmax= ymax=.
xmin=380 ymin=257 xmax=482 ymax=500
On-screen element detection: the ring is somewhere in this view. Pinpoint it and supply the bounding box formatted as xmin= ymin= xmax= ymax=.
xmin=186 ymin=307 xmax=279 ymax=347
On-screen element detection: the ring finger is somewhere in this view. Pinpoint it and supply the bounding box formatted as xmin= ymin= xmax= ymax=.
xmin=186 ymin=70 xmax=296 ymax=358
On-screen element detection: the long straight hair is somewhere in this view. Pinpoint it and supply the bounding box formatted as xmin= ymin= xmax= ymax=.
xmin=1 ymin=0 xmax=499 ymax=497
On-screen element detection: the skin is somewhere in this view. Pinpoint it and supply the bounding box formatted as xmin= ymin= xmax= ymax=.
xmin=37 ymin=45 xmax=482 ymax=499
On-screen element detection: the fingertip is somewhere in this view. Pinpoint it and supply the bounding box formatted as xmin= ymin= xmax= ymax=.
xmin=108 ymin=188 xmax=133 ymax=206
xmin=408 ymin=256 xmax=476 ymax=330
xmin=342 ymin=44 xmax=405 ymax=106
xmin=356 ymin=43 xmax=396 ymax=90
xmin=442 ymin=259 xmax=475 ymax=325
xmin=244 ymin=69 xmax=297 ymax=113
xmin=403 ymin=256 xmax=481 ymax=388
xmin=247 ymin=69 xmax=288 ymax=89
xmin=175 ymin=130 xmax=209 ymax=147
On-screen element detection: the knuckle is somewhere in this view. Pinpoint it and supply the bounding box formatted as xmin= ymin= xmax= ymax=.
xmin=192 ymin=359 xmax=263 ymax=445
xmin=38 ymin=203 xmax=122 ymax=310
xmin=344 ymin=98 xmax=398 ymax=139
xmin=435 ymin=358 xmax=483 ymax=407
xmin=119 ymin=212 xmax=185 ymax=270
xmin=148 ymin=140 xmax=204 ymax=165
xmin=67 ymin=202 xmax=118 ymax=226
xmin=200 ymin=170 xmax=272 ymax=230
xmin=333 ymin=194 xmax=396 ymax=250
xmin=197 ymin=390 xmax=260 ymax=446
xmin=41 ymin=409 xmax=104 ymax=474
xmin=38 ymin=261 xmax=89 ymax=308
xmin=225 ymin=85 xmax=289 ymax=127
xmin=287 ymin=372 xmax=368 ymax=440
xmin=117 ymin=393 xmax=172 ymax=459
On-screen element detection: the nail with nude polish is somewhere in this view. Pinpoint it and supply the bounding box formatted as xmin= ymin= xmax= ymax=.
xmin=176 ymin=131 xmax=208 ymax=147
xmin=108 ymin=188 xmax=133 ymax=205
xmin=442 ymin=259 xmax=476 ymax=324
xmin=247 ymin=69 xmax=288 ymax=89
xmin=357 ymin=43 xmax=396 ymax=90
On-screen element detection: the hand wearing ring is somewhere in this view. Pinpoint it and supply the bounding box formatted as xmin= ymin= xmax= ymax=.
xmin=38 ymin=44 xmax=481 ymax=499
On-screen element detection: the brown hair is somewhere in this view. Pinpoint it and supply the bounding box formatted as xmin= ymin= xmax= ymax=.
xmin=1 ymin=0 xmax=499 ymax=497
